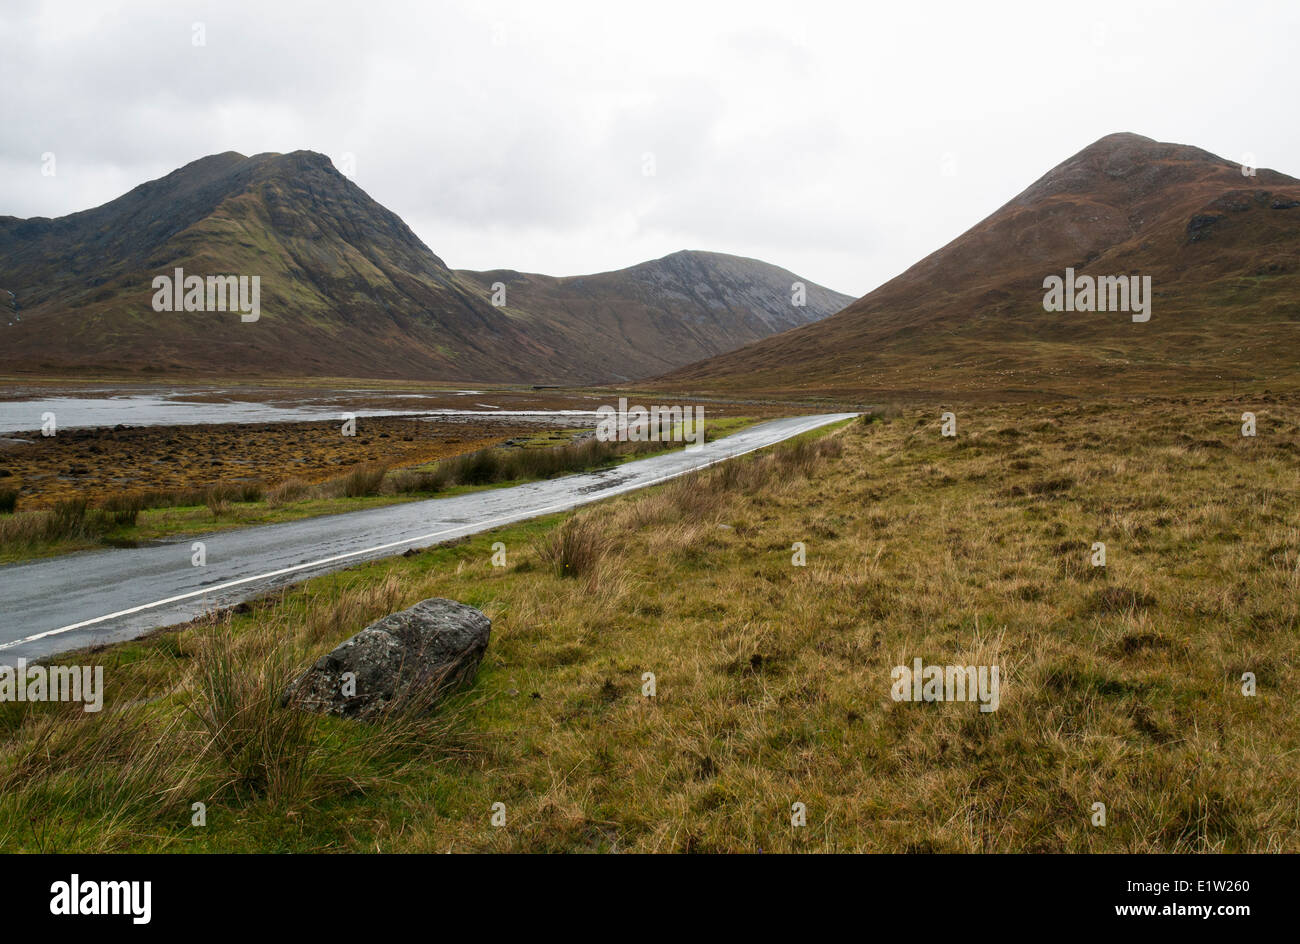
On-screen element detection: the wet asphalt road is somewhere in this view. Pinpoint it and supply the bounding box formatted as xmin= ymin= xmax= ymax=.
xmin=0 ymin=414 xmax=855 ymax=663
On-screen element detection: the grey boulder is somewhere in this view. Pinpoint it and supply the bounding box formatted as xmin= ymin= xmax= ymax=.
xmin=284 ymin=598 xmax=490 ymax=721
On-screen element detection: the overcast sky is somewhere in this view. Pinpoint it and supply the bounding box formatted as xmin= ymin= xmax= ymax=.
xmin=2 ymin=0 xmax=1298 ymax=297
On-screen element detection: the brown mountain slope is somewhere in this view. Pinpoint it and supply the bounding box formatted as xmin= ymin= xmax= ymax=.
xmin=0 ymin=152 xmax=849 ymax=382
xmin=655 ymin=133 xmax=1300 ymax=400
xmin=458 ymin=250 xmax=851 ymax=381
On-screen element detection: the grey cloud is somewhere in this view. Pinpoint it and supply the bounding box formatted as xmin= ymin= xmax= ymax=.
xmin=2 ymin=0 xmax=1299 ymax=298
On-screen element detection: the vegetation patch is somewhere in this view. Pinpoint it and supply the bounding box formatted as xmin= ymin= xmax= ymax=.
xmin=1 ymin=397 xmax=1295 ymax=852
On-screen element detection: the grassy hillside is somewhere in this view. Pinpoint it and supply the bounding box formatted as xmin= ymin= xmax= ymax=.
xmin=0 ymin=152 xmax=848 ymax=383
xmin=657 ymin=134 xmax=1300 ymax=401
xmin=1 ymin=395 xmax=1295 ymax=852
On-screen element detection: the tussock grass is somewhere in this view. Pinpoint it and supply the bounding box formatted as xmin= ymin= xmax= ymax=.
xmin=102 ymin=492 xmax=146 ymax=527
xmin=204 ymin=490 xmax=229 ymax=518
xmin=0 ymin=483 xmax=268 ymax=556
xmin=137 ymin=482 xmax=266 ymax=510
xmin=538 ymin=514 xmax=609 ymax=579
xmin=185 ymin=632 xmax=319 ymax=803
xmin=0 ymin=429 xmax=693 ymax=562
xmin=0 ymin=574 xmax=482 ymax=851
xmin=266 ymin=477 xmax=309 ymax=507
xmin=397 ymin=436 xmax=651 ymax=493
xmin=3 ymin=397 xmax=1297 ymax=852
xmin=388 ymin=465 xmax=452 ymax=495
xmin=47 ymin=499 xmax=93 ymax=539
xmin=341 ymin=462 xmax=388 ymax=499
xmin=0 ymin=498 xmax=133 ymax=550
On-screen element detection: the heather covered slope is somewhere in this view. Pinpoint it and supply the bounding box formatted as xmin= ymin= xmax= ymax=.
xmin=656 ymin=134 xmax=1300 ymax=400
xmin=0 ymin=153 xmax=847 ymax=382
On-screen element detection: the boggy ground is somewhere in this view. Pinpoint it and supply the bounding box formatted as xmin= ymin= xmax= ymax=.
xmin=0 ymin=394 xmax=1296 ymax=853
xmin=0 ymin=382 xmax=786 ymax=510
xmin=0 ymin=415 xmax=549 ymax=509
xmin=0 ymin=415 xmax=758 ymax=563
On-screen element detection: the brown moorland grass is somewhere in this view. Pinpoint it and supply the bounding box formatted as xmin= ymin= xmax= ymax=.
xmin=0 ymin=427 xmax=723 ymax=562
xmin=0 ymin=395 xmax=1296 ymax=852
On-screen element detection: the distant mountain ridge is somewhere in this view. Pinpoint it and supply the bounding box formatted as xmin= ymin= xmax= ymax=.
xmin=0 ymin=151 xmax=850 ymax=382
xmin=657 ymin=133 xmax=1300 ymax=399
xmin=458 ymin=249 xmax=850 ymax=380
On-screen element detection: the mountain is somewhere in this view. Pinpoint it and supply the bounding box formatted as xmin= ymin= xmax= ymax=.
xmin=0 ymin=152 xmax=849 ymax=382
xmin=656 ymin=133 xmax=1300 ymax=400
xmin=457 ymin=250 xmax=850 ymax=380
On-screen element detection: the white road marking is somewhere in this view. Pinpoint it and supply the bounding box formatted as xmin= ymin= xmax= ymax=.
xmin=0 ymin=415 xmax=850 ymax=650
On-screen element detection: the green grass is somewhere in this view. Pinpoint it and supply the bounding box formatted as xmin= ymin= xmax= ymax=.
xmin=2 ymin=396 xmax=1295 ymax=852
